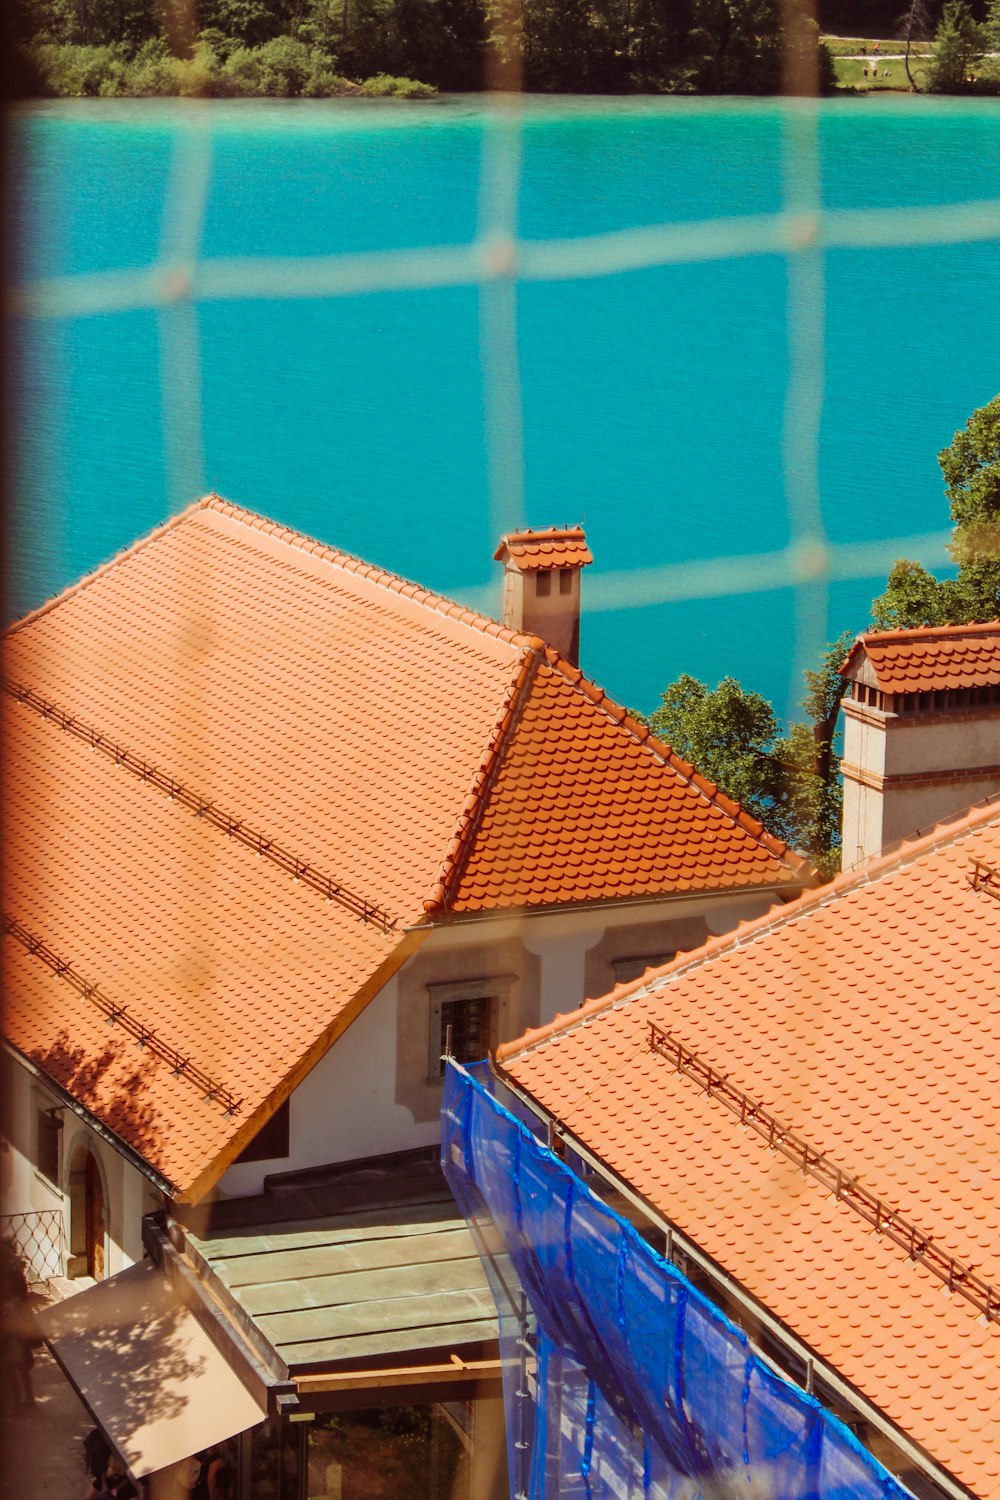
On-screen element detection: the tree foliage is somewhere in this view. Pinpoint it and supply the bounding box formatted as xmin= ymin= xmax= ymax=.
xmin=15 ymin=0 xmax=837 ymax=95
xmin=644 ymin=632 xmax=852 ymax=878
xmin=872 ymin=393 xmax=1000 ymax=628
xmin=927 ymin=0 xmax=985 ymax=88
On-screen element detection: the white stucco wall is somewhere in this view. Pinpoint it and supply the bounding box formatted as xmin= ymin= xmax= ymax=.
xmin=217 ymin=973 xmax=434 ymax=1197
xmin=2 ymin=1052 xmax=155 ymax=1279
xmin=883 ymin=713 xmax=1000 ymax=778
xmin=842 ymin=703 xmax=1000 ymax=866
xmin=215 ymin=887 xmax=788 ymax=1199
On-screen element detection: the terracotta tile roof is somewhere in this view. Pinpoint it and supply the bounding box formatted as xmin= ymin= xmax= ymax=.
xmin=499 ymin=801 xmax=1000 ymax=1500
xmin=3 ymin=496 xmax=806 ymax=1197
xmin=841 ymin=620 xmax=1000 ymax=695
xmin=493 ymin=526 xmax=593 ymax=571
xmin=434 ymin=649 xmax=804 ymax=912
xmin=2 ymin=695 xmax=404 ymax=1199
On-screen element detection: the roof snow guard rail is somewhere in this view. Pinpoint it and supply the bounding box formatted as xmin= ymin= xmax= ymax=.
xmin=3 ymin=914 xmax=243 ymax=1117
xmin=648 ymin=1022 xmax=1000 ymax=1328
xmin=969 ymin=858 xmax=1000 ymax=903
xmin=6 ymin=680 xmax=397 ymax=935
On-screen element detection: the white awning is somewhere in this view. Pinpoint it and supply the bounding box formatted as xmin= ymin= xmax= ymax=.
xmin=38 ymin=1260 xmax=266 ymax=1479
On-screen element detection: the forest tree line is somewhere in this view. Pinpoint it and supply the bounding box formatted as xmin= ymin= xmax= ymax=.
xmin=12 ymin=0 xmax=838 ymax=97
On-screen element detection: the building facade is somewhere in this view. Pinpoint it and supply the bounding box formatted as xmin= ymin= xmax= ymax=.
xmin=3 ymin=497 xmax=810 ymax=1496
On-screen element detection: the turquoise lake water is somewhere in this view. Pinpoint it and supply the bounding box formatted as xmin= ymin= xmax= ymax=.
xmin=11 ymin=97 xmax=1000 ymax=716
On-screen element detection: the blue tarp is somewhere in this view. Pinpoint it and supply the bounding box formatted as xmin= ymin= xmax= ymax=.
xmin=442 ymin=1060 xmax=913 ymax=1500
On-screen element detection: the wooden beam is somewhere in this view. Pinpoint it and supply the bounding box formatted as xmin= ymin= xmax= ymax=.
xmin=295 ymin=1356 xmax=504 ymax=1393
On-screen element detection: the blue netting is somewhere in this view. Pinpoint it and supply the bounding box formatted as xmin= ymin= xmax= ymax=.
xmin=442 ymin=1062 xmax=914 ymax=1500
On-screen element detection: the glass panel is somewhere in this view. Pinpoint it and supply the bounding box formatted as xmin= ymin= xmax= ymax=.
xmin=245 ymin=1418 xmax=303 ymax=1499
xmin=307 ymin=1404 xmax=471 ymax=1500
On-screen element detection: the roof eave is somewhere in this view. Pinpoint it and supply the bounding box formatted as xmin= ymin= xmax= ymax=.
xmin=486 ymin=1060 xmax=977 ymax=1500
xmin=3 ymin=1039 xmax=176 ymax=1198
xmin=178 ymin=925 xmax=429 ymax=1204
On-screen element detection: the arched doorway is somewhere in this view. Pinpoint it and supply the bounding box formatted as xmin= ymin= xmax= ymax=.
xmin=68 ymin=1143 xmax=106 ymax=1280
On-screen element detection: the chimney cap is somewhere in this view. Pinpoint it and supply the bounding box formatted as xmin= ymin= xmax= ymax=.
xmin=493 ymin=526 xmax=592 ymax=572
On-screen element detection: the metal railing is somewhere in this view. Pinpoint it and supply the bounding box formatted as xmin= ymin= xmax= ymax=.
xmin=4 ymin=913 xmax=244 ymax=1117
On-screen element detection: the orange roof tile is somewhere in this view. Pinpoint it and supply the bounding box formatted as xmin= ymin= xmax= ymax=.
xmin=499 ymin=800 xmax=1000 ymax=1499
xmin=3 ymin=496 xmax=806 ymax=1197
xmin=2 ymin=695 xmax=405 ymax=1199
xmin=841 ymin=620 xmax=1000 ymax=694
xmin=493 ymin=526 xmax=593 ymax=571
xmin=436 ymin=649 xmax=802 ymax=912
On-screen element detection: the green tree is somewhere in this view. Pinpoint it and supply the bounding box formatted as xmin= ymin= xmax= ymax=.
xmin=644 ymin=636 xmax=851 ymax=877
xmin=685 ymin=0 xmax=781 ymax=94
xmin=928 ymin=0 xmax=985 ymax=89
xmin=983 ymin=0 xmax=1000 ymax=86
xmin=872 ymin=393 xmax=1000 ymax=627
xmin=648 ymin=674 xmax=784 ymax=822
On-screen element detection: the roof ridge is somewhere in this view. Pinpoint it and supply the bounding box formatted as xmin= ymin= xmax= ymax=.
xmin=423 ymin=642 xmax=543 ymax=915
xmin=4 ymin=494 xmax=218 ymax=637
xmin=204 ymin=496 xmax=539 ymax=650
xmin=539 ymin=646 xmax=810 ymax=877
xmin=499 ymin=524 xmax=587 ymax=541
xmin=497 ymin=792 xmax=1000 ymax=1064
xmin=5 ymin=492 xmax=541 ymax=656
xmin=858 ymin=619 xmax=1000 ymax=647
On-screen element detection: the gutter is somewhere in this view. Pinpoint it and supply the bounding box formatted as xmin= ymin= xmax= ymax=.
xmin=402 ymin=879 xmax=805 ymax=933
xmin=4 ymin=1040 xmax=174 ymax=1198
xmin=491 ymin=1063 xmax=974 ymax=1500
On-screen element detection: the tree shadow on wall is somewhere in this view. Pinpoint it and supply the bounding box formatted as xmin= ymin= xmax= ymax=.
xmin=32 ymin=1029 xmax=165 ymax=1162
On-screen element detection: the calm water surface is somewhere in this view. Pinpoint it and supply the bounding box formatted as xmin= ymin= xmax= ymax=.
xmin=11 ymin=97 xmax=1000 ymax=714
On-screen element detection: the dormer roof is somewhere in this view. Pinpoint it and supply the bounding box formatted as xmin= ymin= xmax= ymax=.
xmin=841 ymin=620 xmax=1000 ymax=695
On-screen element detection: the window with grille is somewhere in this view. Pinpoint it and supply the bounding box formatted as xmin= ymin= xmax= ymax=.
xmin=427 ymin=977 xmax=513 ymax=1081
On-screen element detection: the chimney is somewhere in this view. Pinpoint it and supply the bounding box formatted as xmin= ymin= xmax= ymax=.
xmin=493 ymin=527 xmax=593 ymax=666
xmin=839 ymin=622 xmax=1000 ymax=868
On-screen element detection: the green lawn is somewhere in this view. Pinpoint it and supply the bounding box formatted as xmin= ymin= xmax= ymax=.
xmin=832 ymin=54 xmax=933 ymax=91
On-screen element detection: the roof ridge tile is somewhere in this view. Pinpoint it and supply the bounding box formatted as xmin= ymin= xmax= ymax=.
xmin=423 ymin=644 xmax=541 ymax=916
xmin=205 ymin=495 xmax=541 ymax=650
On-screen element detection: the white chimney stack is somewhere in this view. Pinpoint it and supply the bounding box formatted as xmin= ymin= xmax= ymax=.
xmin=839 ymin=622 xmax=1000 ymax=867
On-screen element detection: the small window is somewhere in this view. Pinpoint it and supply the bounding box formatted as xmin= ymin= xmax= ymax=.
xmin=428 ymin=977 xmax=513 ymax=1081
xmin=535 ymin=572 xmax=551 ymax=597
xmin=35 ymin=1108 xmax=62 ymax=1186
xmin=612 ymin=954 xmax=675 ymax=986
xmin=234 ymin=1099 xmax=290 ymax=1164
xmin=559 ymin=569 xmax=573 ymax=596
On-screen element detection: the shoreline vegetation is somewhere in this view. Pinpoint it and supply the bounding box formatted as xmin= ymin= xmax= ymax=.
xmin=10 ymin=0 xmax=1000 ymax=99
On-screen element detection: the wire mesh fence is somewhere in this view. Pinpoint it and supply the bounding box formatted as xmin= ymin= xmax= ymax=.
xmin=12 ymin=92 xmax=1000 ymax=723
xmin=0 ymin=1208 xmax=65 ymax=1283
